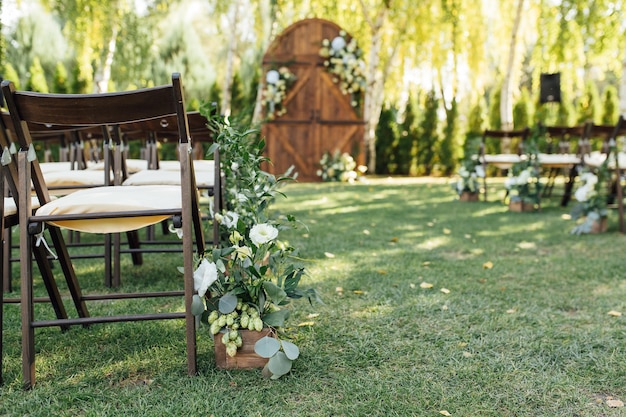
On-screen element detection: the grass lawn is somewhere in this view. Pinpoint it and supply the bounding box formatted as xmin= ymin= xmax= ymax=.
xmin=1 ymin=177 xmax=625 ymax=416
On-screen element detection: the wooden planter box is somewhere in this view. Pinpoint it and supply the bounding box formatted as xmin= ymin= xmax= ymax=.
xmin=459 ymin=191 xmax=479 ymax=202
xmin=508 ymin=201 xmax=535 ymax=212
xmin=214 ymin=328 xmax=273 ymax=370
xmin=589 ymin=217 xmax=608 ymax=234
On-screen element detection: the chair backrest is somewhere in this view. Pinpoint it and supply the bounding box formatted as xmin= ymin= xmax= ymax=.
xmin=543 ymin=125 xmax=586 ymax=155
xmin=1 ymin=74 xmax=194 ymax=205
xmin=582 ymin=119 xmax=626 ymax=155
xmin=481 ymin=128 xmax=530 ymax=155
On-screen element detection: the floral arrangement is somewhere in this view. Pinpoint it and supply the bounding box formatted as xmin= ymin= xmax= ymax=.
xmin=316 ymin=150 xmax=366 ymax=183
xmin=504 ymin=159 xmax=542 ymax=205
xmin=193 ymin=111 xmax=319 ymax=379
xmin=453 ymin=158 xmax=484 ymax=196
xmin=570 ymin=162 xmax=609 ymax=234
xmin=262 ymin=67 xmax=297 ymax=120
xmin=319 ymin=31 xmax=366 ymax=110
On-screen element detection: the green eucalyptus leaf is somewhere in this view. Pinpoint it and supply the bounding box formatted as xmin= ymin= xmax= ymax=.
xmin=281 ymin=340 xmax=300 ymax=360
xmin=254 ymin=336 xmax=280 ymax=358
xmin=268 ymin=351 xmax=292 ymax=379
xmin=262 ymin=309 xmax=290 ymax=327
xmin=263 ymin=281 xmax=287 ymax=304
xmin=177 ymin=266 xmax=185 ymax=274
xmin=191 ymin=295 xmax=205 ymax=316
xmin=218 ymin=293 xmax=238 ymax=314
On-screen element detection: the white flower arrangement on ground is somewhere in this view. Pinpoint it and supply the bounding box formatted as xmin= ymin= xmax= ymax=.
xmin=192 ymin=113 xmax=320 ymax=379
xmin=570 ymin=164 xmax=609 ymax=234
xmin=504 ymin=160 xmax=542 ymax=205
xmin=319 ymin=31 xmax=366 ymax=110
xmin=453 ymin=159 xmax=484 ymax=195
xmin=262 ymin=67 xmax=297 ymax=120
xmin=317 ymin=150 xmax=367 ymax=183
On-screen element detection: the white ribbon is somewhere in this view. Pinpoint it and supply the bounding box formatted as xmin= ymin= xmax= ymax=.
xmin=34 ymin=227 xmax=58 ymax=260
xmin=168 ymin=223 xmax=184 ymax=239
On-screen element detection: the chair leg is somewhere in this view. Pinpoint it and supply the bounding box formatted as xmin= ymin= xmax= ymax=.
xmin=20 ymin=234 xmax=36 ymax=389
xmin=2 ymin=228 xmax=11 ymax=293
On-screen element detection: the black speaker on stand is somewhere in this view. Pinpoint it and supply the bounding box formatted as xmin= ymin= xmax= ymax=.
xmin=540 ymin=73 xmax=561 ymax=103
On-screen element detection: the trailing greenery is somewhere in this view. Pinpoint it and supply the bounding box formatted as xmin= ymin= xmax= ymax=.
xmin=1 ymin=179 xmax=624 ymax=416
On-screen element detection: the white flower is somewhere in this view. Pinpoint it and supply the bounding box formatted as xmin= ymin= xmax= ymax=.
xmin=222 ymin=211 xmax=239 ymax=229
xmin=266 ymin=70 xmax=280 ymax=84
xmin=459 ymin=166 xmax=469 ymax=177
xmin=517 ymin=169 xmax=531 ymax=184
xmin=232 ymin=245 xmax=252 ymax=259
xmin=474 ymin=165 xmax=485 ymax=178
xmin=331 ymin=36 xmax=346 ymax=51
xmin=193 ymin=258 xmax=218 ymax=297
xmin=249 ymin=223 xmax=279 ymax=247
xmin=231 ymin=162 xmax=239 ymax=171
xmin=504 ymin=176 xmax=517 ymax=189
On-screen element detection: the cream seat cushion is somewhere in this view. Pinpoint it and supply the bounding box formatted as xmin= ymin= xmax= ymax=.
xmin=158 ymin=160 xmax=215 ymax=172
xmin=583 ymin=151 xmax=626 ymax=169
xmin=538 ymin=153 xmax=581 ymax=168
xmin=87 ymin=158 xmax=149 ymax=173
xmin=35 ymin=185 xmax=181 ymax=233
xmin=122 ymin=169 xmax=214 ymax=187
xmin=44 ymin=170 xmax=110 ymax=187
xmin=4 ymin=197 xmax=41 ymax=217
xmin=481 ymin=154 xmax=525 ymax=170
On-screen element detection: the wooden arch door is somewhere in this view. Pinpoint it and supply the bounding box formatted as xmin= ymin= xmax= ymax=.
xmin=261 ymin=18 xmax=365 ymax=182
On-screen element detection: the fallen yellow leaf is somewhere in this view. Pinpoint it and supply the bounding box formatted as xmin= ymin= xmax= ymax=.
xmin=439 ymin=410 xmax=452 ymax=416
xmin=422 ymin=261 xmax=431 ymax=266
xmin=335 ymin=287 xmax=343 ymax=293
xmin=427 ymin=222 xmax=434 ymax=227
xmin=443 ymin=228 xmax=451 ymax=234
xmin=607 ymin=399 xmax=624 ymax=408
xmin=420 ymin=282 xmax=434 ymax=289
xmin=483 ymin=261 xmax=494 ymax=269
xmin=324 ymin=252 xmax=335 ymax=258
xmin=440 ymin=288 xmax=451 ymax=294
xmin=464 ymin=234 xmax=472 ymax=239
xmin=409 ymin=283 xmax=416 ymax=289
xmin=462 ymin=351 xmax=473 ymax=358
xmin=353 ymin=290 xmax=365 ymax=295
xmin=297 ymin=321 xmax=315 ymax=327
xmin=607 ymin=310 xmax=622 ymax=317
xmin=390 ymin=237 xmax=399 ymax=243
xmin=377 ymin=270 xmax=387 ymax=275
xmin=363 ymin=229 xmax=370 ymax=235
xmin=306 ymin=313 xmax=320 ymax=319
xmin=506 ymin=309 xmax=516 ymax=314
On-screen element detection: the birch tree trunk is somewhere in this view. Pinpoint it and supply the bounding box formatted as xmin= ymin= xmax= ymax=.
xmin=360 ymin=0 xmax=389 ymax=174
xmin=94 ymin=24 xmax=118 ymax=93
xmin=619 ymin=49 xmax=626 ymax=117
xmin=252 ymin=0 xmax=278 ymax=125
xmin=500 ymin=0 xmax=525 ymax=131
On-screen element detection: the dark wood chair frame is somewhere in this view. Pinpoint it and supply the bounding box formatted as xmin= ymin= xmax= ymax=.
xmin=1 ymin=73 xmax=211 ymax=389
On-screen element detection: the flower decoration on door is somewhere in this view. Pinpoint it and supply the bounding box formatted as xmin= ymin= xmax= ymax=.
xmin=262 ymin=67 xmax=297 ymax=120
xmin=319 ymin=31 xmax=366 ymax=111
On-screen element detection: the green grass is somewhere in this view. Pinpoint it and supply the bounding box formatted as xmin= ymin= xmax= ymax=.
xmin=1 ymin=177 xmax=625 ymax=416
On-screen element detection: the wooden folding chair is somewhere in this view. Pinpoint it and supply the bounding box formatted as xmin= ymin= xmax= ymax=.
xmin=2 ymin=73 xmax=207 ymax=389
xmin=537 ymin=125 xmax=586 ymax=206
xmin=480 ymin=128 xmax=530 ymax=201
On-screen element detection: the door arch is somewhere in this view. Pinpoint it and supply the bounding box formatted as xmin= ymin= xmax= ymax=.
xmin=261 ymin=18 xmax=365 ymax=182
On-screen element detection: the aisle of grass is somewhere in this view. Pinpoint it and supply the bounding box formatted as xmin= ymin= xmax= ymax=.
xmin=1 ymin=178 xmax=624 ymax=416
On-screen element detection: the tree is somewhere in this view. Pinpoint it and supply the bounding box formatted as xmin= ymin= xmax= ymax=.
xmin=374 ymin=104 xmax=397 ymax=175
xmin=27 ymin=57 xmax=49 ymax=92
xmin=52 ymin=62 xmax=69 ymax=93
xmin=601 ymin=85 xmax=619 ymax=125
xmin=417 ymin=90 xmax=439 ymax=175
xmin=439 ymin=97 xmax=459 ymax=175
xmin=500 ymin=0 xmax=525 ymax=131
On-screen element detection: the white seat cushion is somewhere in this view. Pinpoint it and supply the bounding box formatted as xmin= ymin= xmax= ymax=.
xmin=44 ymin=170 xmax=110 ymax=187
xmin=35 ymin=185 xmax=181 ymax=233
xmin=122 ymin=168 xmax=214 ymax=187
xmin=158 ymin=160 xmax=215 ymax=172
xmin=538 ymin=153 xmax=581 ymax=167
xmin=4 ymin=196 xmax=41 ymax=217
xmin=481 ymin=154 xmax=524 ymax=170
xmin=87 ymin=158 xmax=149 ymax=173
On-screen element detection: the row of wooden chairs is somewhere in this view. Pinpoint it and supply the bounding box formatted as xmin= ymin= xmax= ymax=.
xmin=1 ymin=73 xmax=219 ymax=388
xmin=480 ymin=119 xmax=626 ymax=209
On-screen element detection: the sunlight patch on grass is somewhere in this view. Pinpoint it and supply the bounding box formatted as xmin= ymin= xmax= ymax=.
xmin=416 ymin=236 xmax=451 ymax=250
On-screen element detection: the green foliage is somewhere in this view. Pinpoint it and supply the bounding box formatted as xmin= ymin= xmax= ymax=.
xmin=438 ymin=97 xmax=460 ymax=176
xmin=2 ymin=62 xmax=21 ymax=90
xmin=374 ymin=104 xmax=397 ymax=175
xmin=600 ymin=85 xmax=619 ymax=125
xmin=397 ymin=96 xmax=419 ymax=175
xmin=556 ymin=91 xmax=576 ymax=126
xmin=488 ymin=85 xmax=502 ymax=129
xmin=466 ymin=96 xmax=487 ymax=136
xmin=576 ymin=80 xmax=601 ymax=124
xmin=513 ymin=87 xmax=533 ymax=129
xmin=26 ymin=57 xmax=49 ymax=92
xmin=417 ymin=90 xmax=439 ymax=176
xmin=52 ymin=61 xmax=69 ymax=93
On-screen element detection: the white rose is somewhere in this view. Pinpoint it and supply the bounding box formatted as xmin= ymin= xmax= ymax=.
xmin=249 ymin=223 xmax=279 ymax=247
xmin=331 ymin=36 xmax=346 ymax=51
xmin=193 ymin=259 xmax=218 ymax=298
xmin=266 ymin=70 xmax=280 ymax=84
xmin=222 ymin=211 xmax=239 ymax=229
